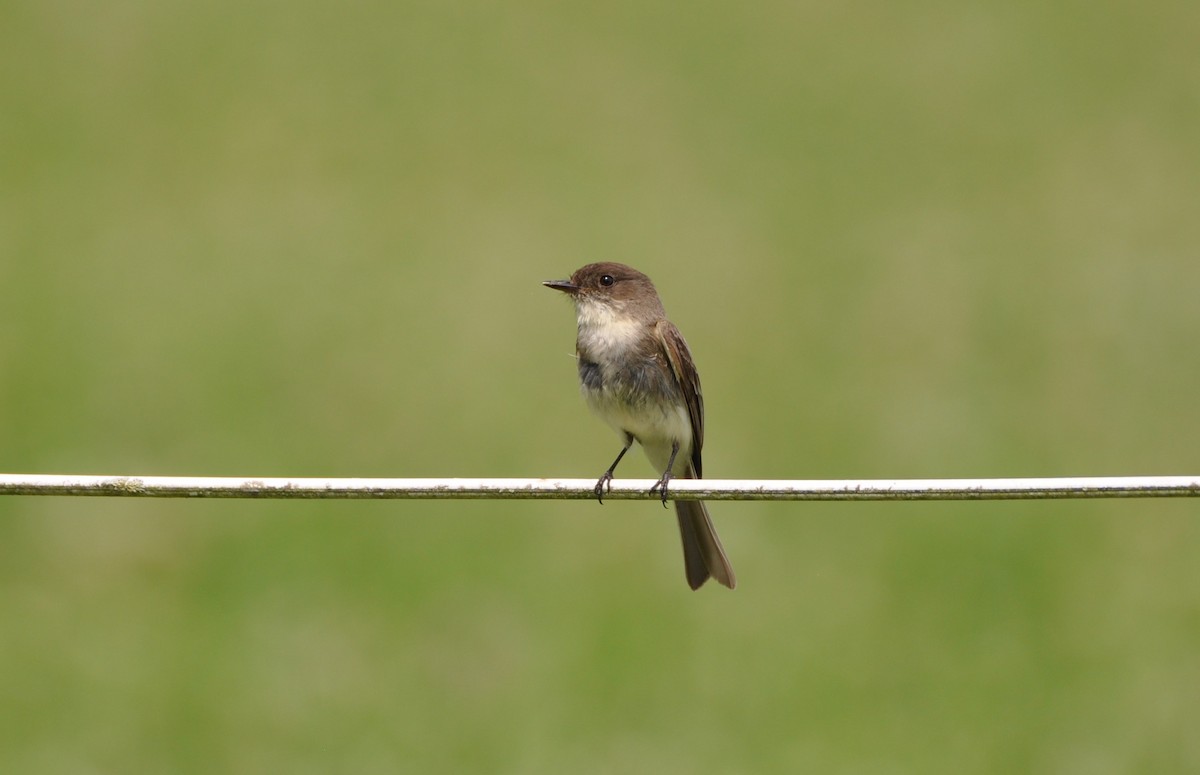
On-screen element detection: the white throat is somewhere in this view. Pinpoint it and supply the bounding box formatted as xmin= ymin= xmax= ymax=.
xmin=574 ymin=298 xmax=644 ymax=360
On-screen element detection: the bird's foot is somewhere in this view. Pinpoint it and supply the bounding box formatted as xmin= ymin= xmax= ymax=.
xmin=594 ymin=471 xmax=614 ymax=504
xmin=649 ymin=472 xmax=673 ymax=508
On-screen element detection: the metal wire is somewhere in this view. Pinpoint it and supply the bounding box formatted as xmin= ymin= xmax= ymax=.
xmin=0 ymin=474 xmax=1196 ymax=500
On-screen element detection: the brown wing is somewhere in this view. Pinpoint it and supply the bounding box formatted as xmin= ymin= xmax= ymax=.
xmin=655 ymin=319 xmax=705 ymax=478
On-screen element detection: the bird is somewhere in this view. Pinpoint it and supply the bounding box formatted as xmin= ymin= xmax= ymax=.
xmin=544 ymin=262 xmax=735 ymax=590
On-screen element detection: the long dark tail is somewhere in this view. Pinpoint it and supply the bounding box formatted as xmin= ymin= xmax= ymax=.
xmin=675 ymin=499 xmax=736 ymax=590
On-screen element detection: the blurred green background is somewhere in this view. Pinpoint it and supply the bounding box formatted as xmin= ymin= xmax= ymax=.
xmin=2 ymin=1 xmax=1198 ymax=772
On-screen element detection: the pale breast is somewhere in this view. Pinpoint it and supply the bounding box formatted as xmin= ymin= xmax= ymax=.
xmin=575 ymin=301 xmax=645 ymax=363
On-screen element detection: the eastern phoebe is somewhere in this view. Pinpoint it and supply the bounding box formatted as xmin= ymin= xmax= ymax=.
xmin=544 ymin=262 xmax=736 ymax=590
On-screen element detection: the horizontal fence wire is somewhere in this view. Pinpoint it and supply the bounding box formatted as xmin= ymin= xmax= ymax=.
xmin=0 ymin=474 xmax=1197 ymax=501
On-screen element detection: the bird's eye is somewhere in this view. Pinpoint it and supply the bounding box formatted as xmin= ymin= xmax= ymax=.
xmin=600 ymin=275 xmax=615 ymax=287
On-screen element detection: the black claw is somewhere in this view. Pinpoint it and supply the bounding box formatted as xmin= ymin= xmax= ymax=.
xmin=650 ymin=441 xmax=680 ymax=509
xmin=594 ymin=471 xmax=614 ymax=504
xmin=649 ymin=472 xmax=673 ymax=508
xmin=594 ymin=438 xmax=633 ymax=506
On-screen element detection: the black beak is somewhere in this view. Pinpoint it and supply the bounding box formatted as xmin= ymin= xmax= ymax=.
xmin=543 ymin=279 xmax=578 ymax=293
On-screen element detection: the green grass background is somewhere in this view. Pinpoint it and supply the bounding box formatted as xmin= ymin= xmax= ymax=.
xmin=2 ymin=1 xmax=1199 ymax=772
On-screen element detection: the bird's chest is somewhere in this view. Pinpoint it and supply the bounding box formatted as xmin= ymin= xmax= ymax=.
xmin=577 ymin=350 xmax=675 ymax=402
xmin=575 ymin=326 xmax=686 ymax=446
xmin=575 ymin=319 xmax=678 ymax=402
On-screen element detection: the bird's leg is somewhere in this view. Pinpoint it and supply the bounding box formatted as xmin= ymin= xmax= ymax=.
xmin=595 ymin=433 xmax=634 ymax=504
xmin=649 ymin=440 xmax=680 ymax=508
